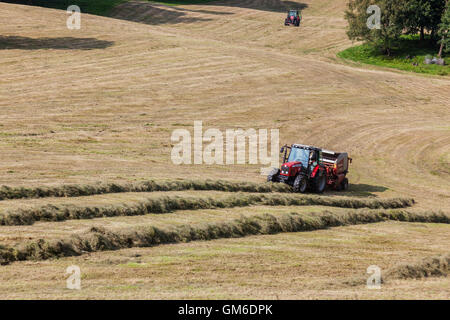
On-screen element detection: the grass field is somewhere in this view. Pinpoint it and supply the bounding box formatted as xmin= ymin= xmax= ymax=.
xmin=0 ymin=0 xmax=449 ymax=299
xmin=338 ymin=36 xmax=450 ymax=76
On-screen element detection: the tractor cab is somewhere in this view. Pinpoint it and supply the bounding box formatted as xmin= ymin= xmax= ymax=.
xmin=280 ymin=144 xmax=322 ymax=176
xmin=269 ymin=144 xmax=326 ymax=193
xmin=288 ymin=10 xmax=299 ymax=18
xmin=285 ymin=10 xmax=301 ymax=27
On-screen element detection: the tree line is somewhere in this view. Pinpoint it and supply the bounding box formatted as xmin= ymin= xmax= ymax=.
xmin=345 ymin=0 xmax=450 ymax=57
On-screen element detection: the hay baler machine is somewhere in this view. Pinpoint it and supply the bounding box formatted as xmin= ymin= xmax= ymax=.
xmin=321 ymin=148 xmax=352 ymax=191
xmin=267 ymin=144 xmax=352 ymax=193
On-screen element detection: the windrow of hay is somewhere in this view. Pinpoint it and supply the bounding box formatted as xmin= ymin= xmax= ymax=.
xmin=0 ymin=180 xmax=292 ymax=201
xmin=0 ymin=193 xmax=415 ymax=226
xmin=384 ymin=253 xmax=450 ymax=280
xmin=1 ymin=209 xmax=449 ymax=265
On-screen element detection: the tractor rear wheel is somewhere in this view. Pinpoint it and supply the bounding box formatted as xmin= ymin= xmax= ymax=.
xmin=314 ymin=173 xmax=326 ymax=193
xmin=293 ymin=175 xmax=308 ymax=193
xmin=267 ymin=169 xmax=280 ymax=182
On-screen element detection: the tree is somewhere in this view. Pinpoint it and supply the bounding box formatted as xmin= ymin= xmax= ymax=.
xmin=399 ymin=0 xmax=446 ymax=41
xmin=429 ymin=0 xmax=448 ymax=38
xmin=438 ymin=1 xmax=450 ymax=57
xmin=345 ymin=0 xmax=404 ymax=55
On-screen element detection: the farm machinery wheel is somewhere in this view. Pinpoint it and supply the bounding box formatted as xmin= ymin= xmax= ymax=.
xmin=293 ymin=175 xmax=308 ymax=193
xmin=314 ymin=174 xmax=326 ymax=193
xmin=336 ymin=178 xmax=349 ymax=191
xmin=341 ymin=178 xmax=349 ymax=191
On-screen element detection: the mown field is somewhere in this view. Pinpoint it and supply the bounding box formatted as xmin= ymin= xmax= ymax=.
xmin=0 ymin=0 xmax=449 ymax=299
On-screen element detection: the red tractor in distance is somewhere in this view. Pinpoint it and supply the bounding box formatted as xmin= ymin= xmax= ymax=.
xmin=285 ymin=10 xmax=301 ymax=27
xmin=267 ymin=144 xmax=352 ymax=193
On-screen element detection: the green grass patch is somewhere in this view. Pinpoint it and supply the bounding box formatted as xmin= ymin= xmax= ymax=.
xmin=338 ymin=36 xmax=450 ymax=76
xmin=119 ymin=262 xmax=148 ymax=268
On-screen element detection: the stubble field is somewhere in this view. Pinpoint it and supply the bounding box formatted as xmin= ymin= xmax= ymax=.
xmin=0 ymin=0 xmax=449 ymax=299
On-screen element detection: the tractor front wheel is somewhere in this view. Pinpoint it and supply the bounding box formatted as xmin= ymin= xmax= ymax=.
xmin=267 ymin=169 xmax=280 ymax=182
xmin=293 ymin=175 xmax=308 ymax=193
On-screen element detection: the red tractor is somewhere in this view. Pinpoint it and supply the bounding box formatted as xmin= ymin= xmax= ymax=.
xmin=285 ymin=10 xmax=301 ymax=27
xmin=267 ymin=144 xmax=352 ymax=193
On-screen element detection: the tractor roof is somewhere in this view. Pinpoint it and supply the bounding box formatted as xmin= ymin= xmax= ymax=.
xmin=291 ymin=144 xmax=320 ymax=151
xmin=291 ymin=144 xmax=336 ymax=154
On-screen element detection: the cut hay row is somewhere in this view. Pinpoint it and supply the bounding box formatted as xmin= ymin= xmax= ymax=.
xmin=384 ymin=253 xmax=450 ymax=280
xmin=1 ymin=209 xmax=449 ymax=265
xmin=0 ymin=180 xmax=291 ymax=201
xmin=344 ymin=250 xmax=450 ymax=287
xmin=0 ymin=193 xmax=415 ymax=226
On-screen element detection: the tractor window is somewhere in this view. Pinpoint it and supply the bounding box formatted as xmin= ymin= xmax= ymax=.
xmin=287 ymin=148 xmax=310 ymax=167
